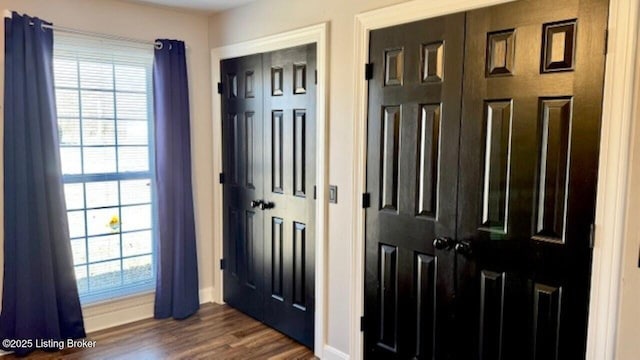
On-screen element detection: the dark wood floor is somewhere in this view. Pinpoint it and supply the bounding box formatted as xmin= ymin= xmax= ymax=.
xmin=3 ymin=303 xmax=315 ymax=359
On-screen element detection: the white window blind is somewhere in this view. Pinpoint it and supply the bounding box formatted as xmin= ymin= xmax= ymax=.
xmin=53 ymin=33 xmax=156 ymax=303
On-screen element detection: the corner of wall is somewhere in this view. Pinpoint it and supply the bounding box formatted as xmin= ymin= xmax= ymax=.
xmin=207 ymin=12 xmax=217 ymax=49
xmin=614 ymin=5 xmax=640 ymax=358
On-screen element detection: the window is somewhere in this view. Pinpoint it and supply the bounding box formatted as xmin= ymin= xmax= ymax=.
xmin=53 ymin=34 xmax=155 ymax=303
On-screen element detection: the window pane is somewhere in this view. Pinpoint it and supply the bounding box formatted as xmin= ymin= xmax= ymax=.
xmin=88 ymin=235 xmax=121 ymax=262
xmin=64 ymin=183 xmax=84 ymax=210
xmin=71 ymin=238 xmax=87 ymax=265
xmin=67 ymin=210 xmax=85 ymax=238
xmin=83 ymin=147 xmax=116 ymax=174
xmin=56 ymin=89 xmax=79 ymax=117
xmin=115 ymin=65 xmax=147 ymax=92
xmin=118 ymin=146 xmax=149 ymax=172
xmin=75 ymin=265 xmax=88 ymax=295
xmin=116 ymin=93 xmax=147 ymax=120
xmin=123 ymin=255 xmax=152 ymax=285
xmin=88 ymin=260 xmax=122 ymax=291
xmin=87 ymin=207 xmax=119 ymax=236
xmin=82 ymin=90 xmax=114 ymax=119
xmin=79 ymin=61 xmax=114 ymax=90
xmin=54 ymin=58 xmax=79 ymax=88
xmin=54 ymin=38 xmax=154 ymax=302
xmin=121 ymin=205 xmax=151 ymax=232
xmin=120 ymin=179 xmax=151 ymax=205
xmin=85 ymin=181 xmax=119 ymax=208
xmin=83 ymin=119 xmax=115 ymax=145
xmin=58 ymin=119 xmax=81 ymax=145
xmin=117 ymin=120 xmax=148 ymax=145
xmin=60 ymin=147 xmax=82 ymax=175
xmin=122 ymin=231 xmax=152 ymax=257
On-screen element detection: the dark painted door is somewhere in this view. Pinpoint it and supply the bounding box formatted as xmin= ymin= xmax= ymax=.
xmin=364 ymin=0 xmax=609 ymax=359
xmin=221 ymin=53 xmax=265 ymax=322
xmin=221 ymin=44 xmax=317 ymax=349
xmin=456 ymin=0 xmax=608 ymax=359
xmin=364 ymin=14 xmax=466 ymax=359
xmin=262 ymin=44 xmax=317 ymax=348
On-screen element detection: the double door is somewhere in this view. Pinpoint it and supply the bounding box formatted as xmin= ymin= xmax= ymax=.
xmin=221 ymin=44 xmax=316 ymax=348
xmin=364 ymin=0 xmax=608 ymax=358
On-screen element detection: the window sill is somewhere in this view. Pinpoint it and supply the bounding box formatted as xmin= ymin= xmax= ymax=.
xmin=80 ymin=282 xmax=155 ymax=307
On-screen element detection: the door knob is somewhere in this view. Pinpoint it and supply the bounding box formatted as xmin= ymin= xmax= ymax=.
xmin=454 ymin=240 xmax=472 ymax=256
xmin=260 ymin=201 xmax=275 ymax=210
xmin=433 ymin=237 xmax=455 ymax=250
xmin=250 ymin=200 xmax=263 ymax=208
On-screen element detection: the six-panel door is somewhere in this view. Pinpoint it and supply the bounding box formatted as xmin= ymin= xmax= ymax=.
xmin=262 ymin=44 xmax=317 ymax=349
xmin=364 ymin=0 xmax=608 ymax=358
xmin=364 ymin=14 xmax=465 ymax=359
xmin=221 ymin=53 xmax=265 ymax=322
xmin=456 ymin=0 xmax=608 ymax=358
xmin=221 ymin=44 xmax=317 ymax=349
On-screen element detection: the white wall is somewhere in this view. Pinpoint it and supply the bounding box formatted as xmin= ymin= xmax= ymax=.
xmin=0 ymin=0 xmax=214 ymax=330
xmin=615 ymin=35 xmax=640 ymax=359
xmin=207 ymin=0 xmax=410 ymax=355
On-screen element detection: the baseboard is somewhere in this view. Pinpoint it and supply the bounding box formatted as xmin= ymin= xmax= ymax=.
xmin=323 ymin=345 xmax=350 ymax=360
xmin=83 ymin=286 xmax=213 ymax=334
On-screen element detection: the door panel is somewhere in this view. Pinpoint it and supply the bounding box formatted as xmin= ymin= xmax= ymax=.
xmin=222 ymin=44 xmax=317 ymax=349
xmin=221 ymin=54 xmax=265 ymax=321
xmin=456 ymin=0 xmax=608 ymax=358
xmin=364 ymin=13 xmax=465 ymax=359
xmin=263 ymin=44 xmax=317 ymax=349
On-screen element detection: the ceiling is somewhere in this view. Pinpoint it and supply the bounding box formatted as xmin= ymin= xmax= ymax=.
xmin=126 ymin=0 xmax=257 ymax=13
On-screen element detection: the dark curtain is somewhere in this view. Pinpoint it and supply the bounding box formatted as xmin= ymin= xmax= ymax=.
xmin=153 ymin=39 xmax=199 ymax=319
xmin=2 ymin=12 xmax=85 ymax=355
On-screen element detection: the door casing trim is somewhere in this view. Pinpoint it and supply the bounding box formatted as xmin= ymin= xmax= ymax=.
xmin=210 ymin=22 xmax=329 ymax=358
xmin=351 ymin=1 xmax=639 ymax=360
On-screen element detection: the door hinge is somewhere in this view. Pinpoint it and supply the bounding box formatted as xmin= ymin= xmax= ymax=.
xmin=589 ymin=223 xmax=596 ymax=249
xmin=604 ymin=29 xmax=609 ymax=55
xmin=314 ymin=185 xmax=317 ymax=200
xmin=217 ymin=82 xmax=224 ymax=94
xmin=362 ymin=193 xmax=371 ymax=208
xmin=220 ymin=258 xmax=226 ymax=270
xmin=365 ymin=63 xmax=373 ymax=80
xmin=219 ymin=173 xmax=225 ymax=184
xmin=360 ymin=316 xmax=365 ymax=331
xmin=315 ymin=70 xmax=318 ymax=85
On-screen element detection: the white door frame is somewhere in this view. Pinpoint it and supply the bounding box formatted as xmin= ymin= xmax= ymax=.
xmin=350 ymin=1 xmax=639 ymax=360
xmin=210 ymin=23 xmax=329 ymax=357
